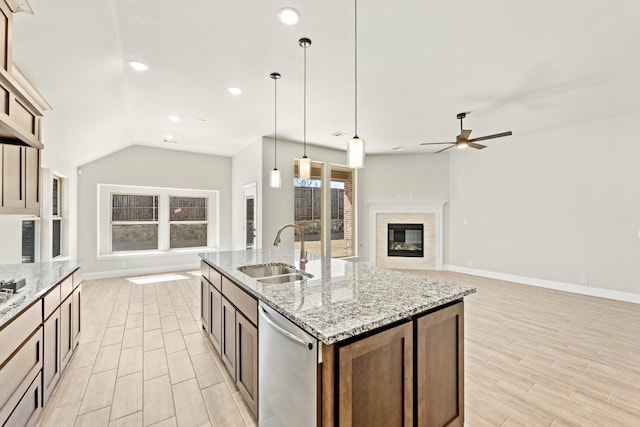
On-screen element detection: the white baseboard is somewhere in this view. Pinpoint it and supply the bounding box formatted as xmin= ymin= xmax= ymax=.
xmin=83 ymin=263 xmax=200 ymax=280
xmin=445 ymin=264 xmax=640 ymax=304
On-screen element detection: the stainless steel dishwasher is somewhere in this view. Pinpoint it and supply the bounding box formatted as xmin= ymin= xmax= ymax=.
xmin=258 ymin=301 xmax=318 ymax=427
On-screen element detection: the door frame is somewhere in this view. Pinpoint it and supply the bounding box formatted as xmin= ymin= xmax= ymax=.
xmin=243 ymin=182 xmax=257 ymax=249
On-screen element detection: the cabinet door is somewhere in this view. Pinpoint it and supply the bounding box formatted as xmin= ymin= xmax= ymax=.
xmin=236 ymin=311 xmax=258 ymax=417
xmin=24 ymin=146 xmax=39 ymax=211
xmin=220 ymin=296 xmax=236 ymax=380
xmin=201 ymin=279 xmax=210 ymax=333
xmin=417 ymin=302 xmax=464 ymax=427
xmin=43 ymin=308 xmax=61 ymax=404
xmin=2 ymin=144 xmax=25 ymax=209
xmin=60 ymin=296 xmax=73 ymax=371
xmin=72 ymin=284 xmax=82 ymax=348
xmin=338 ymin=321 xmax=413 ymax=427
xmin=209 ymin=284 xmax=222 ymax=354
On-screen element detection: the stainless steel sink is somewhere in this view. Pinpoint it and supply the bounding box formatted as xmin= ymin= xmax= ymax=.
xmin=258 ymin=274 xmax=308 ymax=284
xmin=237 ymin=263 xmax=313 ymax=284
xmin=238 ymin=263 xmax=298 ymax=278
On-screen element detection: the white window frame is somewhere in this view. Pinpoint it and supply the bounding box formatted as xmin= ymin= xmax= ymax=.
xmin=110 ymin=193 xmax=160 ymax=253
xmin=168 ymin=196 xmax=209 ymax=249
xmin=52 ymin=176 xmax=62 ymax=259
xmin=97 ymin=184 xmax=220 ymax=258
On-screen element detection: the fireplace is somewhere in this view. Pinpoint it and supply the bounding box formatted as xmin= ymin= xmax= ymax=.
xmin=388 ymin=223 xmax=424 ymax=257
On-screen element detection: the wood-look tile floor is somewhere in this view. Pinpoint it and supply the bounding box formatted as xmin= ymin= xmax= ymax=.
xmin=38 ymin=270 xmax=640 ymax=426
xmin=403 ymin=270 xmax=640 ymax=427
xmin=37 ymin=271 xmax=257 ymax=427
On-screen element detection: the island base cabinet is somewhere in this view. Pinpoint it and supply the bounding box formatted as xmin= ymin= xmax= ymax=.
xmin=209 ymin=285 xmax=222 ymax=354
xmin=42 ymin=308 xmax=61 ymax=404
xmin=338 ymin=321 xmax=413 ymax=427
xmin=417 ymin=302 xmax=464 ymax=427
xmin=221 ymin=296 xmax=236 ymax=380
xmin=236 ymin=311 xmax=258 ymax=417
xmin=201 ymin=279 xmax=210 ymax=333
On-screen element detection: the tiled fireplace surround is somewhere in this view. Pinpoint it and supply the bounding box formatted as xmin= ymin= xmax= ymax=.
xmin=369 ymin=202 xmax=444 ymax=270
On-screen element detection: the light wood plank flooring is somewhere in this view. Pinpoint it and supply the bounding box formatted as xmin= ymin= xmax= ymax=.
xmin=37 ymin=271 xmax=256 ymax=427
xmin=38 ymin=270 xmax=640 ymax=426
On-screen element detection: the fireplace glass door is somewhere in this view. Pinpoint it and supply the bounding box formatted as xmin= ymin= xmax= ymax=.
xmin=388 ymin=223 xmax=424 ymax=257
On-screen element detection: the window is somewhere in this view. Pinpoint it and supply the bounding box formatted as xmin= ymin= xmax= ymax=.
xmin=294 ymin=162 xmax=323 ymax=256
xmin=21 ymin=218 xmax=39 ymax=263
xmin=52 ymin=176 xmax=62 ymax=258
xmin=98 ymin=184 xmax=219 ymax=256
xmin=111 ymin=194 xmax=159 ymax=251
xmin=169 ymin=196 xmax=208 ymax=248
xmin=330 ymin=166 xmax=355 ymax=258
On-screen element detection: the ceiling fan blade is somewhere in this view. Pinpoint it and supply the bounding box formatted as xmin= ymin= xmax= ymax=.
xmin=460 ymin=129 xmax=472 ymax=139
xmin=468 ymin=142 xmax=487 ymax=150
xmin=435 ymin=145 xmax=456 ymax=154
xmin=468 ymin=131 xmax=513 ymax=143
xmin=420 ymin=142 xmax=455 ymax=146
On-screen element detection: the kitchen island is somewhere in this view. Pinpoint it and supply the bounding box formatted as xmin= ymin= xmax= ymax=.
xmin=199 ymin=248 xmax=475 ymax=427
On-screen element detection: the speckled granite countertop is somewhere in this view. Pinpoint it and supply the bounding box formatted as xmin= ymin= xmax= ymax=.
xmin=200 ymin=249 xmax=475 ymax=344
xmin=0 ymin=260 xmax=80 ymax=329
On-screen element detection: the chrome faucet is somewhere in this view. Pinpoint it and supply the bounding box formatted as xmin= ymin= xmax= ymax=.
xmin=273 ymin=224 xmax=308 ymax=269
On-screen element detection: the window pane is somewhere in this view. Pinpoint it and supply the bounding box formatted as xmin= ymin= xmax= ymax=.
xmin=293 ymin=175 xmax=322 ymax=256
xmin=22 ymin=220 xmax=36 ymax=263
xmin=170 ymin=197 xmax=207 ymax=221
xmin=170 ymin=224 xmax=207 ymax=248
xmin=112 ymin=194 xmax=158 ymax=222
xmin=52 ymin=178 xmax=60 ymax=216
xmin=112 ymin=224 xmax=158 ymax=251
xmin=52 ymin=219 xmax=61 ymax=258
xmin=331 ymin=167 xmax=354 ymax=258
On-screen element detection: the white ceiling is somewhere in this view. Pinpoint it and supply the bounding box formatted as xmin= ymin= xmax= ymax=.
xmin=12 ymin=0 xmax=640 ymax=166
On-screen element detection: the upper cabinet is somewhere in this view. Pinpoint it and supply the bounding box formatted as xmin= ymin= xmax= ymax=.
xmin=0 ymin=0 xmax=50 ymax=150
xmin=1 ymin=142 xmax=40 ymax=214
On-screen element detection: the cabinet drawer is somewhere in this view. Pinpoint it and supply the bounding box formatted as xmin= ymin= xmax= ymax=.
xmin=200 ymin=261 xmax=210 ymax=282
xmin=43 ymin=284 xmax=60 ymax=320
xmin=222 ymin=277 xmax=257 ymax=325
xmin=60 ymin=275 xmax=73 ymax=302
xmin=0 ymin=327 xmax=42 ymax=410
xmin=209 ymin=268 xmax=221 ymax=292
xmin=0 ymin=371 xmax=41 ymax=427
xmin=0 ymin=301 xmax=41 ymax=366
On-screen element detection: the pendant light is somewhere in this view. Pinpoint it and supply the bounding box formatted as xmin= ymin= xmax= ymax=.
xmin=269 ymin=72 xmax=282 ymax=188
xmin=347 ymin=0 xmax=365 ymax=169
xmin=298 ymin=37 xmax=312 ymax=179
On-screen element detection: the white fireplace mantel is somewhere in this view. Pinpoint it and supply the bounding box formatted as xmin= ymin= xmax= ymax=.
xmin=369 ymin=201 xmax=446 ymax=270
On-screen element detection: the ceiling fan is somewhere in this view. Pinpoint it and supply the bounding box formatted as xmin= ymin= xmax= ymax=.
xmin=420 ymin=112 xmax=513 ymax=153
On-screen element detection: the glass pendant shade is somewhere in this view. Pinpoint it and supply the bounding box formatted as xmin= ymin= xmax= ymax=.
xmin=347 ymin=136 xmax=365 ymax=168
xmin=270 ymin=168 xmax=282 ymax=188
xmin=299 ymin=156 xmax=311 ymax=179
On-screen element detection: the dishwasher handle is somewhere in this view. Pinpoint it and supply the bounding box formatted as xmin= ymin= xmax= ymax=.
xmin=259 ymin=305 xmax=314 ymax=350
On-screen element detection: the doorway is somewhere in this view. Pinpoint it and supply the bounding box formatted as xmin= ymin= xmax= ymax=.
xmin=243 ymin=183 xmax=257 ymax=249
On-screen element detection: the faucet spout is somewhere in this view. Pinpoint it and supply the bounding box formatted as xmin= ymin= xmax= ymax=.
xmin=273 ymin=224 xmax=308 ymax=269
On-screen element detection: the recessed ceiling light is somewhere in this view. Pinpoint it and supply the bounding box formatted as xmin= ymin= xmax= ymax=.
xmin=392 ymin=146 xmax=405 ymax=151
xmin=164 ymin=135 xmax=177 ymax=143
xmin=277 ymin=7 xmax=300 ymax=25
xmin=227 ymin=87 xmax=243 ymax=96
xmin=168 ymin=115 xmax=180 ymax=122
xmin=128 ymin=60 xmax=149 ymax=72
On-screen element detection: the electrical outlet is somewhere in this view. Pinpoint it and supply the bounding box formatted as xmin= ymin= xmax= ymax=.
xmin=579 ymin=276 xmax=588 ymax=285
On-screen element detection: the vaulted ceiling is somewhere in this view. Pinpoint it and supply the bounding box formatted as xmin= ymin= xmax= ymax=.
xmin=12 ymin=0 xmax=640 ymax=166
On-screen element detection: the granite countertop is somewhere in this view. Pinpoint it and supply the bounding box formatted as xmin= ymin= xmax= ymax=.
xmin=0 ymin=260 xmax=81 ymax=329
xmin=200 ymin=249 xmax=476 ymax=344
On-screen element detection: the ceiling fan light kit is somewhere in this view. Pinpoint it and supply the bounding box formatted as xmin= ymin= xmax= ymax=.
xmin=420 ymin=111 xmax=513 ymax=153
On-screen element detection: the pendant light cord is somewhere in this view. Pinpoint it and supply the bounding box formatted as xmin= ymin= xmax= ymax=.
xmin=354 ymin=0 xmax=358 ymax=137
xmin=303 ymin=42 xmax=307 ymax=156
xmin=274 ymin=76 xmax=277 ymax=168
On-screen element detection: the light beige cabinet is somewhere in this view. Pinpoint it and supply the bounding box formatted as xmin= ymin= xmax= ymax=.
xmin=0 ymin=143 xmax=40 ymax=215
xmin=42 ymin=305 xmax=60 ymax=403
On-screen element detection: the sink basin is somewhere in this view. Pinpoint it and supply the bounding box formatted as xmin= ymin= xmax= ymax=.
xmin=258 ymin=274 xmax=308 ymax=284
xmin=238 ymin=263 xmax=298 ymax=278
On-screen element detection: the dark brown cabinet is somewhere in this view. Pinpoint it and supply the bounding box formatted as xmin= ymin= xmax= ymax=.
xmin=236 ymin=311 xmax=258 ymax=416
xmin=221 ymin=296 xmax=236 ymax=379
xmin=0 ymin=143 xmax=40 ymax=214
xmin=417 ymin=302 xmax=464 ymax=427
xmin=201 ymin=279 xmax=210 ymax=333
xmin=337 ymin=321 xmax=414 ymax=427
xmin=209 ymin=284 xmax=222 ymax=353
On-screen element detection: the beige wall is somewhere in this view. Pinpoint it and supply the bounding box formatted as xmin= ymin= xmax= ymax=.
xmin=447 ymin=112 xmax=640 ymax=294
xmin=357 ymin=153 xmax=450 ymax=262
xmin=77 ymin=145 xmax=231 ymax=276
